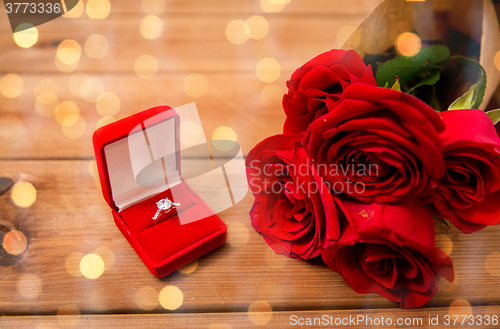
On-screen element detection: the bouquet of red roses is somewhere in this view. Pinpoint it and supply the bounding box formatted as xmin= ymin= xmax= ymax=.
xmin=246 ymin=31 xmax=500 ymax=308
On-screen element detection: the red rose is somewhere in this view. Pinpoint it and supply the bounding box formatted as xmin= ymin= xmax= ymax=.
xmin=246 ymin=134 xmax=343 ymax=260
xmin=303 ymin=84 xmax=446 ymax=203
xmin=423 ymin=109 xmax=500 ymax=233
xmin=321 ymin=200 xmax=454 ymax=309
xmin=283 ymin=49 xmax=376 ymax=134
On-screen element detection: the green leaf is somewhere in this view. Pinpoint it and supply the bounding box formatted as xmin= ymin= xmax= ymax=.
xmin=486 ymin=109 xmax=500 ymax=125
xmin=407 ymin=71 xmax=441 ymax=93
xmin=376 ymin=45 xmax=450 ymax=91
xmin=391 ymin=78 xmax=401 ymax=91
xmin=448 ymin=56 xmax=487 ymax=110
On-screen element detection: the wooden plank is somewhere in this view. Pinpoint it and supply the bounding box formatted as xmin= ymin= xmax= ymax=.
xmin=0 ymin=160 xmax=500 ymax=315
xmin=0 ymin=306 xmax=500 ymax=329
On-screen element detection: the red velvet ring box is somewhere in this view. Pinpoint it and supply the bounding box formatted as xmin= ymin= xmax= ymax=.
xmin=93 ymin=106 xmax=227 ymax=278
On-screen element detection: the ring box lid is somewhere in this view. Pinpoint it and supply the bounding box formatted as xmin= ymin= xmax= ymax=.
xmin=93 ymin=106 xmax=181 ymax=211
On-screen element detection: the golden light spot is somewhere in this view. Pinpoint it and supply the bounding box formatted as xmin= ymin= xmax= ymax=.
xmin=62 ymin=114 xmax=86 ymax=139
xmin=96 ymin=92 xmax=120 ymax=116
xmin=36 ymin=92 xmax=59 ymax=117
xmin=140 ymin=15 xmax=164 ymax=40
xmin=183 ymin=73 xmax=208 ymax=98
xmin=134 ymin=55 xmax=158 ymax=79
xmin=135 ymin=286 xmax=159 ymax=311
xmin=57 ymin=304 xmax=81 ymax=328
xmin=245 ymin=16 xmax=269 ymax=40
xmin=177 ymin=260 xmax=198 ymax=274
xmin=212 ymin=126 xmax=237 ymax=142
xmin=0 ymin=94 xmax=22 ymax=112
xmin=0 ymin=115 xmax=23 ymax=140
xmin=209 ymin=324 xmax=232 ymax=329
xmin=180 ymin=120 xmax=203 ymax=147
xmin=55 ymin=101 xmax=80 ymax=124
xmin=1 ymin=74 xmax=23 ymax=98
xmin=226 ymin=222 xmax=249 ymax=248
xmin=66 ymin=252 xmax=84 ymax=277
xmin=80 ymin=253 xmax=105 ymax=279
xmin=449 ymin=299 xmax=473 ymax=317
xmin=63 ymin=0 xmax=85 ymax=18
xmin=96 ymin=116 xmax=116 ymax=129
xmin=494 ymin=51 xmax=500 ymax=72
xmin=34 ymin=79 xmax=58 ymax=98
xmin=395 ymin=32 xmax=421 ymax=57
xmin=225 ymin=20 xmax=250 ymax=45
xmin=85 ymin=34 xmax=109 ymax=59
xmin=86 ymin=0 xmax=111 ymax=19
xmin=92 ymin=246 xmax=115 ymax=271
xmin=142 ymin=0 xmax=166 ymax=15
xmin=55 ymin=57 xmax=79 ymax=72
xmin=270 ymin=0 xmax=291 ymax=3
xmin=485 ymin=252 xmax=500 ymax=276
xmin=57 ymin=40 xmax=82 ymax=65
xmin=3 ymin=230 xmax=27 ymax=255
xmin=69 ymin=73 xmax=90 ymax=97
xmin=11 ymin=181 xmax=36 ymax=208
xmin=260 ymin=84 xmax=284 ymax=110
xmin=260 ymin=0 xmax=284 ymax=12
xmin=256 ymin=58 xmax=281 ymax=83
xmin=264 ymin=245 xmax=288 ymax=268
xmin=81 ymin=77 xmax=105 ymax=102
xmin=159 ymin=285 xmax=183 ymax=310
xmin=435 ymin=234 xmax=453 ymax=256
xmin=247 ymin=300 xmax=273 ymax=325
xmin=17 ymin=273 xmax=42 ymax=299
xmin=13 ymin=24 xmax=38 ymax=48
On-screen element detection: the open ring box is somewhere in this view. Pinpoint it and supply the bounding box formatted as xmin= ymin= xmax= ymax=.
xmin=93 ymin=106 xmax=227 ymax=278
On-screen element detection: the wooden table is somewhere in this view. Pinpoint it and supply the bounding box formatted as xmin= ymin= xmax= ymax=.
xmin=1 ymin=0 xmax=500 ymax=327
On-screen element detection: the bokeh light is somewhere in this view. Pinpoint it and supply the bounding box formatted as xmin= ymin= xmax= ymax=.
xmin=1 ymin=74 xmax=24 ymax=98
xmin=485 ymin=252 xmax=500 ymax=276
xmin=435 ymin=234 xmax=453 ymax=256
xmin=34 ymin=79 xmax=59 ymax=98
xmin=13 ymin=23 xmax=38 ymax=48
xmin=260 ymin=0 xmax=285 ymax=12
xmin=245 ymin=16 xmax=269 ymax=40
xmin=96 ymin=92 xmax=121 ymax=116
xmin=260 ymin=84 xmax=284 ymax=110
xmin=81 ymin=77 xmax=105 ymax=102
xmin=226 ymin=222 xmax=249 ymax=248
xmin=85 ymin=34 xmax=109 ymax=59
xmin=395 ymin=32 xmax=421 ymax=57
xmin=64 ymin=0 xmax=85 ymax=18
xmin=212 ymin=126 xmax=237 ymax=142
xmin=11 ymin=181 xmax=36 ymax=208
xmin=96 ymin=116 xmax=116 ymax=129
xmin=134 ymin=55 xmax=158 ymax=79
xmin=180 ymin=120 xmax=203 ymax=147
xmin=3 ymin=230 xmax=27 ymax=255
xmin=135 ymin=286 xmax=159 ymax=311
xmin=66 ymin=252 xmax=84 ymax=277
xmin=177 ymin=260 xmax=198 ymax=274
xmin=62 ymin=114 xmax=86 ymax=139
xmin=69 ymin=73 xmax=90 ymax=98
xmin=80 ymin=253 xmax=105 ymax=279
xmin=36 ymin=92 xmax=59 ymax=117
xmin=57 ymin=304 xmax=81 ymax=328
xmin=140 ymin=15 xmax=164 ymax=39
xmin=183 ymin=73 xmax=208 ymax=98
xmin=17 ymin=273 xmax=42 ymax=299
xmin=256 ymin=58 xmax=281 ymax=83
xmin=93 ymin=246 xmax=115 ymax=271
xmin=86 ymin=0 xmax=111 ymax=19
xmin=55 ymin=101 xmax=80 ymax=124
xmin=247 ymin=300 xmax=273 ymax=325
xmin=494 ymin=51 xmax=500 ymax=72
xmin=226 ymin=20 xmax=250 ymax=45
xmin=449 ymin=299 xmax=473 ymax=317
xmin=0 ymin=115 xmax=23 ymax=140
xmin=159 ymin=285 xmax=183 ymax=310
xmin=57 ymin=40 xmax=82 ymax=65
xmin=142 ymin=0 xmax=166 ymax=15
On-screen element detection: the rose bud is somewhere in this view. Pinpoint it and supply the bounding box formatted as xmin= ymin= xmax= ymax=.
xmin=246 ymin=134 xmax=343 ymax=260
xmin=321 ymin=200 xmax=454 ymax=309
xmin=283 ymin=49 xmax=376 ymax=134
xmin=423 ymin=109 xmax=500 ymax=233
xmin=303 ymin=83 xmax=446 ymax=203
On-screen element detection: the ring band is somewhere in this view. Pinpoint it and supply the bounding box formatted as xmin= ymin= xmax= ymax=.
xmin=153 ymin=197 xmax=181 ymax=225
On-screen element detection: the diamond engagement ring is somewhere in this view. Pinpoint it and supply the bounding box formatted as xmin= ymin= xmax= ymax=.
xmin=152 ymin=197 xmax=181 ymax=225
